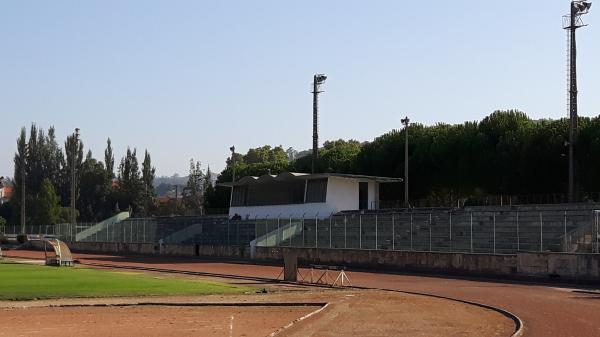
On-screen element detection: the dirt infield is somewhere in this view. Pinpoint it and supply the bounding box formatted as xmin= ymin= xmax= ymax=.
xmin=0 ymin=290 xmax=511 ymax=337
xmin=10 ymin=249 xmax=599 ymax=336
xmin=0 ymin=305 xmax=318 ymax=337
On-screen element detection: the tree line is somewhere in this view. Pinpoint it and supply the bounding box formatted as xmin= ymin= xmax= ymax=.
xmin=3 ymin=124 xmax=156 ymax=226
xmin=206 ymin=110 xmax=600 ymax=209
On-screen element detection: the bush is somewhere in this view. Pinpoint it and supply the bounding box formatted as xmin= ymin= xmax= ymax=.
xmin=16 ymin=234 xmax=28 ymax=244
xmin=0 ymin=234 xmax=9 ymax=245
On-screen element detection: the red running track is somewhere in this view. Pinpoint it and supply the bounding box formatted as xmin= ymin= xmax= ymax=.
xmin=4 ymin=250 xmax=600 ymax=337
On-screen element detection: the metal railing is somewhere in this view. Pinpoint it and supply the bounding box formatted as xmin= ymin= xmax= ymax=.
xmin=251 ymin=209 xmax=599 ymax=254
xmin=2 ymin=209 xmax=598 ymax=254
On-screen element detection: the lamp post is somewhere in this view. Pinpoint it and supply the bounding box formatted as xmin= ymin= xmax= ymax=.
xmin=311 ymin=74 xmax=327 ymax=173
xmin=563 ymin=0 xmax=592 ymax=202
xmin=71 ymin=128 xmax=80 ymax=239
xmin=229 ymin=146 xmax=236 ymax=209
xmin=0 ymin=176 xmax=4 ymax=205
xmin=401 ymin=117 xmax=410 ymax=208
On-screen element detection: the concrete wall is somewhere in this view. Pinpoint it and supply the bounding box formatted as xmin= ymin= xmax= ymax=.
xmin=254 ymin=247 xmax=600 ymax=282
xmin=60 ymin=241 xmax=600 ymax=282
xmin=66 ymin=241 xmax=250 ymax=259
xmin=327 ymin=176 xmax=359 ymax=212
xmin=517 ymin=252 xmax=600 ymax=279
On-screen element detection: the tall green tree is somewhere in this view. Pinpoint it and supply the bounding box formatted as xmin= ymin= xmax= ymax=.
xmin=141 ymin=150 xmax=156 ymax=215
xmin=183 ymin=159 xmax=204 ymax=213
xmin=117 ymin=148 xmax=143 ymax=213
xmin=78 ymin=153 xmax=112 ymax=221
xmin=11 ymin=128 xmax=27 ymax=225
xmin=104 ymin=138 xmax=115 ymax=178
xmin=31 ymin=179 xmax=63 ymax=226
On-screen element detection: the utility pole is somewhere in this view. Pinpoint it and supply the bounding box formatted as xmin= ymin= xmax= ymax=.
xmin=311 ymin=74 xmax=327 ymax=173
xmin=71 ymin=128 xmax=80 ymax=237
xmin=563 ymin=1 xmax=591 ymax=202
xmin=401 ymin=117 xmax=410 ymax=208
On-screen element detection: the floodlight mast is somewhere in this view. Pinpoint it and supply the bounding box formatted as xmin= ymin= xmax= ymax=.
xmin=563 ymin=1 xmax=591 ymax=202
xmin=312 ymin=74 xmax=327 ymax=173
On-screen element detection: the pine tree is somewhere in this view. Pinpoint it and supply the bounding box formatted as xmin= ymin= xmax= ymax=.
xmin=12 ymin=128 xmax=27 ymax=225
xmin=33 ymin=179 xmax=62 ymax=226
xmin=104 ymin=138 xmax=115 ymax=178
xmin=141 ymin=150 xmax=156 ymax=215
xmin=117 ymin=148 xmax=143 ymax=213
xmin=183 ymin=159 xmax=204 ymax=213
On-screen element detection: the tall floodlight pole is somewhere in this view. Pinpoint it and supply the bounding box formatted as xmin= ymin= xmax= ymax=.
xmin=563 ymin=1 xmax=592 ymax=202
xmin=311 ymin=74 xmax=327 ymax=173
xmin=71 ymin=128 xmax=80 ymax=236
xmin=229 ymin=146 xmax=236 ymax=208
xmin=401 ymin=117 xmax=410 ymax=208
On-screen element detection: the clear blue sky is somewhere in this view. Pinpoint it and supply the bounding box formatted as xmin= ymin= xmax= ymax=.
xmin=1 ymin=1 xmax=598 ymax=178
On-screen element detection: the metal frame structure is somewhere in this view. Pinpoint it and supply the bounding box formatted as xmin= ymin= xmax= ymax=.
xmin=562 ymin=1 xmax=592 ymax=202
xmin=311 ymin=74 xmax=327 ymax=173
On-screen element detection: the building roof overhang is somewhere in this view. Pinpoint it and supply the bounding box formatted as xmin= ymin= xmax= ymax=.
xmin=219 ymin=172 xmax=402 ymax=187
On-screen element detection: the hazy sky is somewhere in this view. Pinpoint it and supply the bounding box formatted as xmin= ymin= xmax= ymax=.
xmin=1 ymin=1 xmax=598 ymax=178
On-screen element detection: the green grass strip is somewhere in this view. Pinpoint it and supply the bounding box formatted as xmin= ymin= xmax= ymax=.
xmin=0 ymin=262 xmax=250 ymax=301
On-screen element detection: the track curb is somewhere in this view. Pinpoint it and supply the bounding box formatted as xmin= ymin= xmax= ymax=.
xmin=267 ymin=302 xmax=330 ymax=337
xmin=350 ymin=285 xmax=524 ymax=337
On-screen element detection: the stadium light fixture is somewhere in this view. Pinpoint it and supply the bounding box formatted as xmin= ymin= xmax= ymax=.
xmin=314 ymin=74 xmax=327 ymax=84
xmin=574 ymin=1 xmax=592 ymax=14
xmin=563 ymin=1 xmax=591 ymax=202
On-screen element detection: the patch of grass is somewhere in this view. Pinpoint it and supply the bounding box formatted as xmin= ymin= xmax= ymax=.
xmin=0 ymin=262 xmax=250 ymax=300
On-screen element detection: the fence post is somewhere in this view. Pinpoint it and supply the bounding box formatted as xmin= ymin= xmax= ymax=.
xmin=359 ymin=214 xmax=362 ymax=249
xmin=265 ymin=216 xmax=269 ymax=247
xmin=410 ymin=213 xmax=413 ymax=251
xmin=540 ymin=211 xmax=543 ymax=252
xmin=344 ymin=215 xmax=347 ymax=249
xmin=375 ymin=214 xmax=378 ymax=250
xmin=289 ymin=217 xmax=293 ymax=247
xmin=516 ymin=211 xmax=520 ymax=252
xmin=429 ymin=213 xmax=432 ymax=252
xmin=392 ymin=213 xmax=395 ymax=251
xmin=315 ymin=215 xmax=318 ymax=248
xmin=564 ymin=210 xmax=567 ymax=252
xmin=302 ymin=215 xmax=305 ymax=248
xmin=277 ymin=216 xmax=280 ymax=246
xmin=470 ymin=212 xmax=473 ymax=253
xmin=329 ymin=215 xmax=332 ymax=248
xmin=592 ymin=211 xmax=600 ymax=254
xmin=493 ymin=212 xmax=496 ymax=254
xmin=449 ymin=212 xmax=452 ymax=252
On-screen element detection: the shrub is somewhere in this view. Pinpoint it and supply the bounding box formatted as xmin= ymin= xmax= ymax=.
xmin=16 ymin=234 xmax=28 ymax=244
xmin=0 ymin=234 xmax=9 ymax=244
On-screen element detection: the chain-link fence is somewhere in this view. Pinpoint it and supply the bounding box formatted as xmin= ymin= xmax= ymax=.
xmin=2 ymin=209 xmax=599 ymax=254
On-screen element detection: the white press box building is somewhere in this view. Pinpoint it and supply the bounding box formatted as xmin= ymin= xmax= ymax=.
xmin=223 ymin=172 xmax=403 ymax=219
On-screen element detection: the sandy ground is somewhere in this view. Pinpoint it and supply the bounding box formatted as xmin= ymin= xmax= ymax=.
xmin=20 ymin=250 xmax=598 ymax=337
xmin=0 ymin=305 xmax=317 ymax=337
xmin=0 ymin=290 xmax=511 ymax=337
xmin=0 ymin=250 xmax=528 ymax=336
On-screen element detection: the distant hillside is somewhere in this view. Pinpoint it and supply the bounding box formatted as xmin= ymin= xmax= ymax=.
xmin=154 ymin=175 xmax=188 ymax=187
xmin=153 ymin=172 xmax=218 ymax=197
